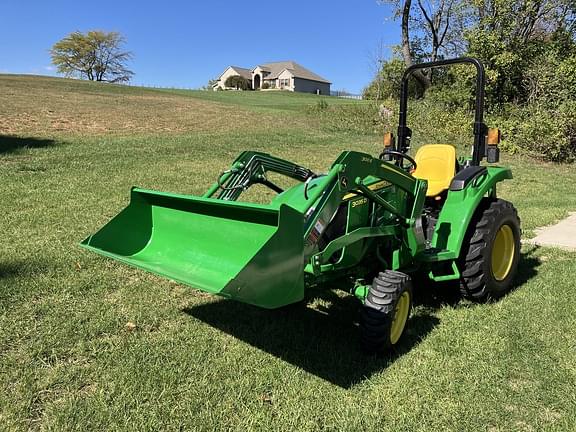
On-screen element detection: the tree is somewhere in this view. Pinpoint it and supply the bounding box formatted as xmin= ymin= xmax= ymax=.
xmin=363 ymin=55 xmax=411 ymax=99
xmin=51 ymin=31 xmax=134 ymax=83
xmin=366 ymin=39 xmax=388 ymax=102
xmin=399 ymin=0 xmax=432 ymax=88
xmin=224 ymin=75 xmax=250 ymax=90
xmin=466 ymin=0 xmax=576 ymax=104
xmin=472 ymin=0 xmax=576 ymax=43
xmin=202 ymin=78 xmax=218 ymax=90
xmin=379 ymin=0 xmax=469 ymax=89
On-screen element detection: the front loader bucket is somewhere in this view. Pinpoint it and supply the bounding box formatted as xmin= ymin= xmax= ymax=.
xmin=81 ymin=188 xmax=305 ymax=308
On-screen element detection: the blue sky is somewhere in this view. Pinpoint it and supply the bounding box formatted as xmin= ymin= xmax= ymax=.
xmin=0 ymin=1 xmax=398 ymax=93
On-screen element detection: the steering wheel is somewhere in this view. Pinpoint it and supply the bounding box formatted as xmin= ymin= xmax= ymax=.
xmin=380 ymin=149 xmax=417 ymax=172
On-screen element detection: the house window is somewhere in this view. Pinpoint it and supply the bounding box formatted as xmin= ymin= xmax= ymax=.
xmin=279 ymin=79 xmax=290 ymax=88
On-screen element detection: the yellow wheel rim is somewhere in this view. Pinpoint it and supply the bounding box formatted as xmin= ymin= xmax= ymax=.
xmin=390 ymin=291 xmax=410 ymax=345
xmin=491 ymin=224 xmax=515 ymax=281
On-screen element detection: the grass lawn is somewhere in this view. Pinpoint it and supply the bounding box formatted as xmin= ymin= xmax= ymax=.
xmin=1 ymin=75 xmax=575 ymax=431
xmin=160 ymin=87 xmax=366 ymax=111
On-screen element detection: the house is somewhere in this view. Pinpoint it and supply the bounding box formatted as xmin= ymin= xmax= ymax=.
xmin=214 ymin=61 xmax=331 ymax=95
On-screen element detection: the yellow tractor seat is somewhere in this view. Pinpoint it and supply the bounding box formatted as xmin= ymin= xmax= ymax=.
xmin=412 ymin=144 xmax=457 ymax=197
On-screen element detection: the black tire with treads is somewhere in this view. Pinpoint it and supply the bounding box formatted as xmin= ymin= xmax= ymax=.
xmin=360 ymin=270 xmax=412 ymax=352
xmin=458 ymin=198 xmax=521 ymax=301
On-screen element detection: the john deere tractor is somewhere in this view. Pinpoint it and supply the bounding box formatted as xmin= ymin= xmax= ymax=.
xmin=81 ymin=58 xmax=521 ymax=352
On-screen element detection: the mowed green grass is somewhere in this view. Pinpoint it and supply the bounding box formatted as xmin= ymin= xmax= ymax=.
xmin=161 ymin=87 xmax=366 ymax=111
xmin=1 ymin=75 xmax=576 ymax=431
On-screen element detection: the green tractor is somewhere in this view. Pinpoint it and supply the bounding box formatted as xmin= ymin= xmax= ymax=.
xmin=81 ymin=58 xmax=521 ymax=352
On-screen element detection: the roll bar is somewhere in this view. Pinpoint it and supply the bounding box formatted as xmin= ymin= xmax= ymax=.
xmin=397 ymin=57 xmax=487 ymax=166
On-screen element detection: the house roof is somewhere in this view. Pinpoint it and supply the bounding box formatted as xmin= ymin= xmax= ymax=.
xmin=227 ymin=66 xmax=252 ymax=80
xmin=257 ymin=61 xmax=331 ymax=83
xmin=217 ymin=66 xmax=252 ymax=82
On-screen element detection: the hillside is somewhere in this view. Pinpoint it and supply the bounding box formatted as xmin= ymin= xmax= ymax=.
xmin=0 ymin=75 xmax=360 ymax=137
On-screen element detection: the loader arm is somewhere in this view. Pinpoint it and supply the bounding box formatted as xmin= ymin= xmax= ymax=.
xmin=204 ymin=151 xmax=316 ymax=201
xmin=300 ymin=151 xmax=428 ymax=273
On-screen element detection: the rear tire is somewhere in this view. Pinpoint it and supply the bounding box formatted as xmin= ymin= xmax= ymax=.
xmin=458 ymin=199 xmax=521 ymax=301
xmin=360 ymin=270 xmax=412 ymax=353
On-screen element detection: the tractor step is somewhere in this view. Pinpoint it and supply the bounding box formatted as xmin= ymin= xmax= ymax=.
xmin=428 ymin=261 xmax=461 ymax=282
xmin=418 ymin=248 xmax=457 ymax=262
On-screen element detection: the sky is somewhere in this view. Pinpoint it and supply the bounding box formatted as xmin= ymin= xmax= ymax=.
xmin=0 ymin=1 xmax=398 ymax=94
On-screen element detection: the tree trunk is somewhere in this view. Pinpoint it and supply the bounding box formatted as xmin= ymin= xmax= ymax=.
xmin=401 ymin=0 xmax=431 ymax=90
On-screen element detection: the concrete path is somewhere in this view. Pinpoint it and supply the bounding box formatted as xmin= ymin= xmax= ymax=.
xmin=529 ymin=212 xmax=576 ymax=251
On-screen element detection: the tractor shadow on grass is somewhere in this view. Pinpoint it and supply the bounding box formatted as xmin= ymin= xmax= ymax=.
xmin=512 ymin=245 xmax=542 ymax=289
xmin=0 ymin=135 xmax=56 ymax=154
xmin=0 ymin=262 xmax=25 ymax=279
xmin=184 ymin=290 xmax=439 ymax=389
xmin=0 ymin=259 xmax=46 ymax=279
xmin=414 ymin=247 xmax=542 ymax=309
xmin=184 ymin=250 xmax=541 ymax=388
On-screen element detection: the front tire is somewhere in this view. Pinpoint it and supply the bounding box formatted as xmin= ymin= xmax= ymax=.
xmin=360 ymin=270 xmax=412 ymax=352
xmin=459 ymin=199 xmax=521 ymax=301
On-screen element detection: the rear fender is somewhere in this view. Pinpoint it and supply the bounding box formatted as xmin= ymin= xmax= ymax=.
xmin=432 ymin=166 xmax=512 ymax=257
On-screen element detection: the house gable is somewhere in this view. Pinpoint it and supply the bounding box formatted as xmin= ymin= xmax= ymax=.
xmin=215 ymin=66 xmax=252 ymax=89
xmin=277 ymin=69 xmax=294 ymax=80
xmin=274 ymin=69 xmax=294 ymax=90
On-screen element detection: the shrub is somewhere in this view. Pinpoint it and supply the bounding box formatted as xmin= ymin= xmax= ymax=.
xmin=312 ymin=78 xmax=576 ymax=162
xmin=224 ymin=75 xmax=250 ymax=90
xmin=496 ymin=103 xmax=576 ymax=163
xmin=363 ymin=58 xmax=423 ymax=100
xmin=407 ymin=97 xmax=576 ymax=162
xmin=406 ymin=99 xmax=472 ymax=151
xmin=316 ymin=99 xmax=329 ymax=110
xmin=308 ymin=102 xmax=394 ymax=136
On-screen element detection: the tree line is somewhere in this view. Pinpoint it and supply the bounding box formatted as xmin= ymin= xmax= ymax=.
xmin=366 ymin=0 xmax=576 ymax=103
xmin=364 ymin=0 xmax=576 ymax=161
